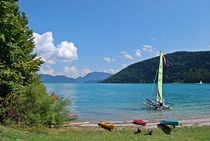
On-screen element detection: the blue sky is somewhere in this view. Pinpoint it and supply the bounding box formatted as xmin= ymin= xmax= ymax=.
xmin=19 ymin=0 xmax=210 ymax=78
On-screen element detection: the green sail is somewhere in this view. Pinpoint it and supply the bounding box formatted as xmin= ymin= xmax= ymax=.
xmin=157 ymin=52 xmax=163 ymax=104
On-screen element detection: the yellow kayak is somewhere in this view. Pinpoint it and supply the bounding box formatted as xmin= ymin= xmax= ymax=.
xmin=98 ymin=121 xmax=114 ymax=130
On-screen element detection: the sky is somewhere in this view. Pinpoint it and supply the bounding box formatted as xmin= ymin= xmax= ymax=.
xmin=19 ymin=0 xmax=210 ymax=78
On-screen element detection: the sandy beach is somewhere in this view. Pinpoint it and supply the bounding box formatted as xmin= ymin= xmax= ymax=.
xmin=66 ymin=117 xmax=210 ymax=128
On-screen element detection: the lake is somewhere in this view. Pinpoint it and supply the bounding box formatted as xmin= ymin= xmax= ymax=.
xmin=45 ymin=83 xmax=210 ymax=122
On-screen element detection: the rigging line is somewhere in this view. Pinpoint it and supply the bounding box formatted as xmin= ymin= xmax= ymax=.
xmin=149 ymin=69 xmax=158 ymax=99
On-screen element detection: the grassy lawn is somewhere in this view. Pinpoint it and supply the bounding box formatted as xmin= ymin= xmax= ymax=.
xmin=0 ymin=125 xmax=210 ymax=141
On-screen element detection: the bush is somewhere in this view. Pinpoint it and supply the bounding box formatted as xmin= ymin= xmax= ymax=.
xmin=0 ymin=83 xmax=70 ymax=127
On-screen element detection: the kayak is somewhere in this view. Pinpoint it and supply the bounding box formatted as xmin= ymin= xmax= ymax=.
xmin=98 ymin=121 xmax=114 ymax=130
xmin=160 ymin=120 xmax=179 ymax=126
xmin=133 ymin=119 xmax=146 ymax=126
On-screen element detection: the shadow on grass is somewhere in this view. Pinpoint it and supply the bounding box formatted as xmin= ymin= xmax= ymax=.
xmin=134 ymin=128 xmax=142 ymax=134
xmin=157 ymin=124 xmax=171 ymax=134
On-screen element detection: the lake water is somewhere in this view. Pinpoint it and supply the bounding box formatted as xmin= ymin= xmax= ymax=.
xmin=45 ymin=83 xmax=210 ymax=122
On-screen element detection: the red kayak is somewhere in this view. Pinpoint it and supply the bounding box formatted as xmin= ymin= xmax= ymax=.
xmin=133 ymin=119 xmax=146 ymax=126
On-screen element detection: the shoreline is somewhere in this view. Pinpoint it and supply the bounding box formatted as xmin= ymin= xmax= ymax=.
xmin=66 ymin=116 xmax=210 ymax=128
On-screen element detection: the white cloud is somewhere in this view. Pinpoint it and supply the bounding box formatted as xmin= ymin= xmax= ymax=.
xmin=47 ymin=60 xmax=56 ymax=65
xmin=80 ymin=68 xmax=91 ymax=77
xmin=33 ymin=32 xmax=56 ymax=64
xmin=63 ymin=66 xmax=91 ymax=78
xmin=57 ymin=41 xmax=78 ymax=61
xmin=63 ymin=66 xmax=79 ymax=78
xmin=121 ymin=51 xmax=134 ymax=60
xmin=142 ymin=44 xmax=153 ymax=52
xmin=38 ymin=65 xmax=55 ymax=76
xmin=155 ymin=51 xmax=160 ymax=56
xmin=122 ymin=64 xmax=128 ymax=68
xmin=103 ymin=69 xmax=118 ymax=74
xmin=33 ymin=32 xmax=78 ymax=64
xmin=135 ymin=49 xmax=142 ymax=57
xmin=104 ymin=57 xmax=115 ymax=63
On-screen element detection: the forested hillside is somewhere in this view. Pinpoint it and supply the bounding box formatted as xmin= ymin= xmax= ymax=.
xmin=103 ymin=51 xmax=210 ymax=83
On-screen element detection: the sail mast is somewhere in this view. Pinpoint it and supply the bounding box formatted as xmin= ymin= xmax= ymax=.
xmin=157 ymin=52 xmax=163 ymax=104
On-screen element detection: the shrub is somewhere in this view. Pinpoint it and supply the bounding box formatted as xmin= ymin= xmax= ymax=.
xmin=0 ymin=83 xmax=71 ymax=127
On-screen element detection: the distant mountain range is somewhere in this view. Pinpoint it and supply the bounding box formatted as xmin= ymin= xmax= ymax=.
xmin=40 ymin=72 xmax=112 ymax=83
xmin=103 ymin=51 xmax=210 ymax=83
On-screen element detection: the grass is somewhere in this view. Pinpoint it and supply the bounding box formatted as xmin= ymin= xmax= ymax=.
xmin=0 ymin=125 xmax=210 ymax=141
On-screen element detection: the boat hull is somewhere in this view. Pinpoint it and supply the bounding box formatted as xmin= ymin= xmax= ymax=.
xmin=160 ymin=120 xmax=179 ymax=126
xmin=98 ymin=121 xmax=114 ymax=130
xmin=133 ymin=119 xmax=146 ymax=126
xmin=144 ymin=99 xmax=172 ymax=110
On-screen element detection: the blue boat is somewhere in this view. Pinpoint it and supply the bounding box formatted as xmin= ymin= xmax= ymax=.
xmin=160 ymin=120 xmax=179 ymax=126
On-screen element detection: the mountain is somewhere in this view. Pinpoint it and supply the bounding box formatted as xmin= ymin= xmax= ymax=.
xmin=103 ymin=51 xmax=210 ymax=83
xmin=77 ymin=72 xmax=112 ymax=83
xmin=40 ymin=72 xmax=112 ymax=83
xmin=40 ymin=74 xmax=76 ymax=83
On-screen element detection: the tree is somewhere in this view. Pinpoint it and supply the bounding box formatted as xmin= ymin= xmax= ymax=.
xmin=0 ymin=0 xmax=70 ymax=126
xmin=103 ymin=51 xmax=210 ymax=83
xmin=0 ymin=0 xmax=42 ymax=98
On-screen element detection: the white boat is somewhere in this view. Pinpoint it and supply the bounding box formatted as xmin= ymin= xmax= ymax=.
xmin=196 ymin=80 xmax=203 ymax=84
xmin=144 ymin=51 xmax=173 ymax=110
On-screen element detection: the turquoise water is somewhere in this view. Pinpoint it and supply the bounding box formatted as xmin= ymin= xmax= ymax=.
xmin=45 ymin=83 xmax=210 ymax=122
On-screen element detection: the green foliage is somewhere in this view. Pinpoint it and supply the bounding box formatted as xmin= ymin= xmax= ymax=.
xmin=103 ymin=51 xmax=210 ymax=83
xmin=46 ymin=98 xmax=70 ymax=126
xmin=24 ymin=84 xmax=70 ymax=127
xmin=0 ymin=0 xmax=43 ymax=97
xmin=0 ymin=83 xmax=70 ymax=127
xmin=0 ymin=0 xmax=71 ymax=127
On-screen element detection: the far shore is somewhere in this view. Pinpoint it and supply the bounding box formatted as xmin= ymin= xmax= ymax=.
xmin=66 ymin=116 xmax=210 ymax=129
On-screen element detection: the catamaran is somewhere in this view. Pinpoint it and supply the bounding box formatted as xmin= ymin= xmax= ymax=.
xmin=144 ymin=51 xmax=173 ymax=110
